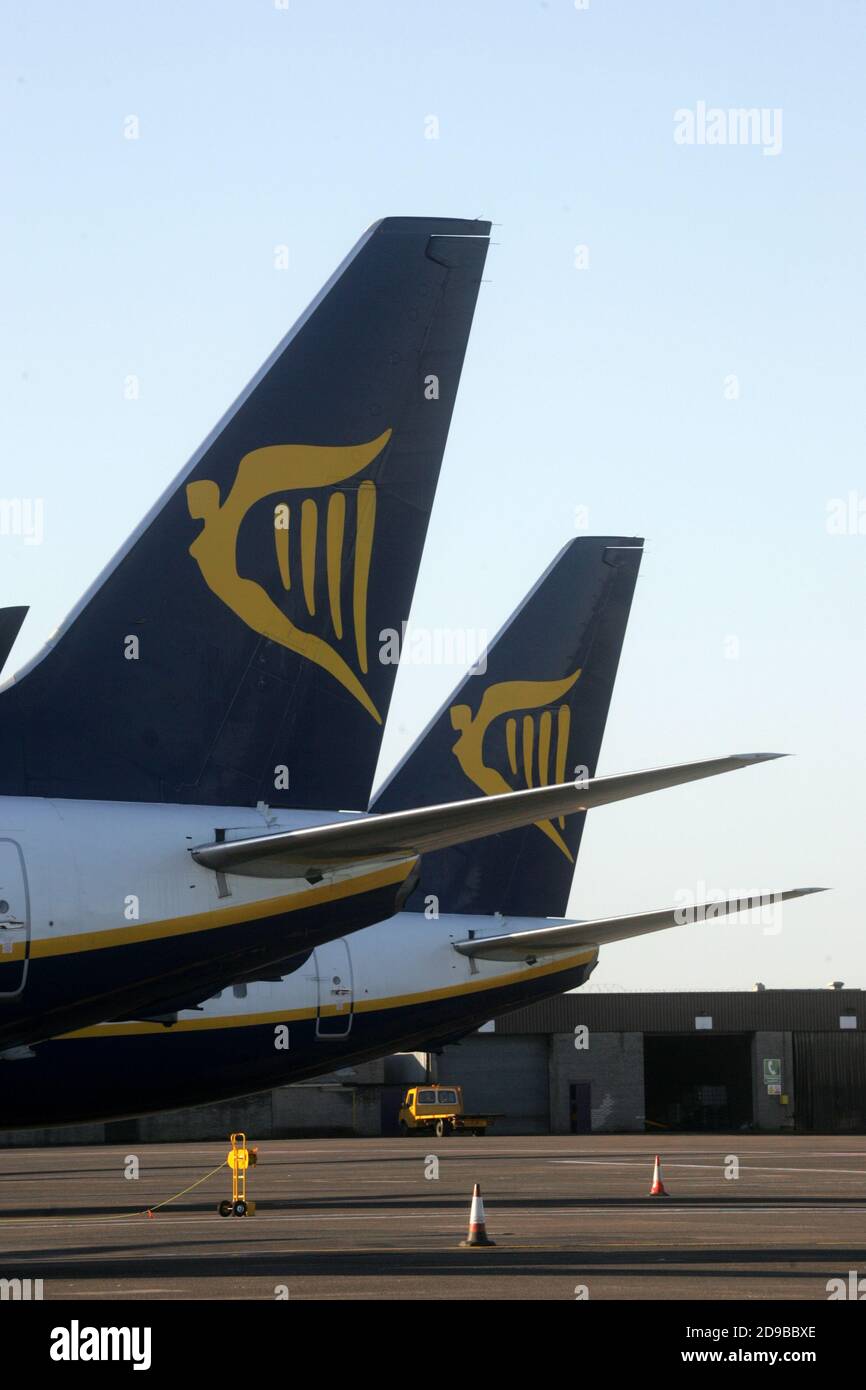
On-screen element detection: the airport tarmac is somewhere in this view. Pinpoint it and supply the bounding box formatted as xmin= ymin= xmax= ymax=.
xmin=1 ymin=1134 xmax=864 ymax=1300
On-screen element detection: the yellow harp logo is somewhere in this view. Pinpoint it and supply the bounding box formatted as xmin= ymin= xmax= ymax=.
xmin=449 ymin=668 xmax=582 ymax=860
xmin=186 ymin=429 xmax=392 ymax=723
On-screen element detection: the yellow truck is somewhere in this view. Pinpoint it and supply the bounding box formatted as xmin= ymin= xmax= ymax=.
xmin=397 ymin=1084 xmax=498 ymax=1137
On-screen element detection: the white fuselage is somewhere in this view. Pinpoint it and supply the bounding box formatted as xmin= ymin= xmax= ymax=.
xmin=0 ymin=796 xmax=418 ymax=1049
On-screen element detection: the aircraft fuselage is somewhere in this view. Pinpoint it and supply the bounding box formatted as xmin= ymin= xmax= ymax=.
xmin=0 ymin=910 xmax=598 ymax=1127
xmin=0 ymin=797 xmax=417 ymax=1050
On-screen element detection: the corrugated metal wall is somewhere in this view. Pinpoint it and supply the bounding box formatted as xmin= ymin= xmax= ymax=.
xmin=793 ymin=1033 xmax=866 ymax=1132
xmin=497 ymin=991 xmax=864 ymax=1035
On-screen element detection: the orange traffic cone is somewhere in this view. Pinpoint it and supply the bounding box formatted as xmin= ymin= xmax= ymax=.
xmin=649 ymin=1154 xmax=669 ymax=1197
xmin=459 ymin=1183 xmax=495 ymax=1247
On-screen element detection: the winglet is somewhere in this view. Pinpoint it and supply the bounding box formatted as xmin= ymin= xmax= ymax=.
xmin=738 ymin=752 xmax=789 ymax=763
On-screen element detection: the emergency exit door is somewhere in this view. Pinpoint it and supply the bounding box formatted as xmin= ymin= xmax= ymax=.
xmin=0 ymin=840 xmax=30 ymax=998
xmin=314 ymin=938 xmax=354 ymax=1038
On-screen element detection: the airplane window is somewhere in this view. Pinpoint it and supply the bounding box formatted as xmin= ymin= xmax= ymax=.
xmin=0 ymin=901 xmax=8 ymax=913
xmin=232 ymin=983 xmax=248 ymax=998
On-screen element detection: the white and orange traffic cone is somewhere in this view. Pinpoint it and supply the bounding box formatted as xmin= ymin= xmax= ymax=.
xmin=649 ymin=1153 xmax=669 ymax=1197
xmin=459 ymin=1183 xmax=496 ymax=1247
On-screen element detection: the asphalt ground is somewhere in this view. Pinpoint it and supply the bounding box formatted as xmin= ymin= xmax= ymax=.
xmin=1 ymin=1133 xmax=864 ymax=1300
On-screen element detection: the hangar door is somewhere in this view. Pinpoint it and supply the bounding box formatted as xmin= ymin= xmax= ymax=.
xmin=440 ymin=1035 xmax=549 ymax=1134
xmin=644 ymin=1033 xmax=753 ymax=1131
xmin=793 ymin=1033 xmax=866 ymax=1132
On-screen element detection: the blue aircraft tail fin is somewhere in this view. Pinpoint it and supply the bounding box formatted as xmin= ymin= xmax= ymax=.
xmin=371 ymin=537 xmax=643 ymax=917
xmin=0 ymin=217 xmax=490 ymax=807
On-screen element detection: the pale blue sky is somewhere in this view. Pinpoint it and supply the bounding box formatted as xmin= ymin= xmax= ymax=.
xmin=2 ymin=1 xmax=863 ymax=988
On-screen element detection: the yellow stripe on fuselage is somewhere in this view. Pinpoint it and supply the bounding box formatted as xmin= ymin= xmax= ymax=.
xmin=58 ymin=947 xmax=597 ymax=1040
xmin=3 ymin=859 xmax=413 ymax=964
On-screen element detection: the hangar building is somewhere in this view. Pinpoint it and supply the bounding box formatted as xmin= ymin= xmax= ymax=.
xmin=2 ymin=987 xmax=863 ymax=1146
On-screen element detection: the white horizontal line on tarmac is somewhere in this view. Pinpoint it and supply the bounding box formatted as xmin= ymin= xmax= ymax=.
xmin=263 ymin=1146 xmax=866 ymax=1157
xmin=6 ymin=1203 xmax=865 ymax=1238
xmin=2 ymin=1210 xmax=465 ymax=1231
xmin=72 ymin=1288 xmax=184 ymax=1296
xmin=552 ymin=1159 xmax=866 ymax=1176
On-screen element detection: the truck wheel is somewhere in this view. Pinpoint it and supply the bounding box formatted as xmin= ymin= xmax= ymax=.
xmin=399 ymin=1121 xmax=410 ymax=1136
xmin=434 ymin=1118 xmax=447 ymax=1138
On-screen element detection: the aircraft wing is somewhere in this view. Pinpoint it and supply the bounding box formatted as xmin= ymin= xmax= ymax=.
xmin=191 ymin=753 xmax=783 ymax=879
xmin=452 ymin=887 xmax=827 ymax=960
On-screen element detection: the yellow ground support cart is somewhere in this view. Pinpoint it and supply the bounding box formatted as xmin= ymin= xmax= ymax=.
xmin=218 ymin=1132 xmax=258 ymax=1217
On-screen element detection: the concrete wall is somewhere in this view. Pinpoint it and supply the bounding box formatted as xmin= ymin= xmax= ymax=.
xmin=549 ymin=1031 xmax=645 ymax=1133
xmin=437 ymin=1034 xmax=551 ymax=1133
xmin=384 ymin=1052 xmax=432 ymax=1085
xmin=271 ymin=1083 xmax=381 ymax=1137
xmin=0 ymin=1122 xmax=108 ymax=1148
xmin=0 ymin=1060 xmax=385 ymax=1146
xmin=116 ymin=1091 xmax=273 ymax=1145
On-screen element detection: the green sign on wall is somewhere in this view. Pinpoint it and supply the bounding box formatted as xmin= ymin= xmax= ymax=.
xmin=763 ymin=1058 xmax=782 ymax=1086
